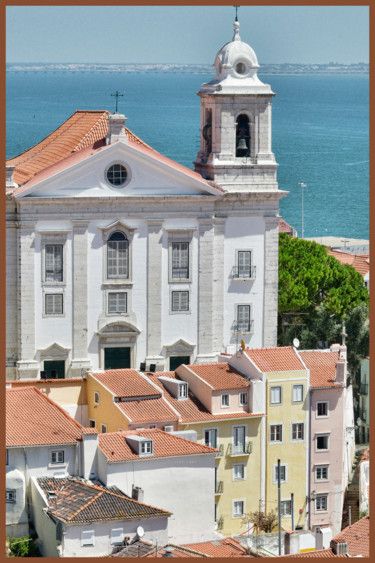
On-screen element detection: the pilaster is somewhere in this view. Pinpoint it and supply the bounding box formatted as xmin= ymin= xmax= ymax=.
xmin=263 ymin=216 xmax=279 ymax=347
xmin=212 ymin=217 xmax=226 ymax=354
xmin=146 ymin=219 xmax=164 ymax=367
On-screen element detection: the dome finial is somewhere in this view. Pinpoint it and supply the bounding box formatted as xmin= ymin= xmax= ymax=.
xmin=233 ymin=5 xmax=241 ymax=41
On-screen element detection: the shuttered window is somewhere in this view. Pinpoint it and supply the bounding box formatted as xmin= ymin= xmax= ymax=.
xmin=45 ymin=244 xmax=63 ymax=282
xmin=45 ymin=294 xmax=63 ymax=315
xmin=107 ymin=232 xmax=129 ymax=278
xmin=237 ymin=305 xmax=251 ymax=332
xmin=172 ymin=242 xmax=189 ymax=278
xmin=172 ymin=291 xmax=189 ymax=311
xmin=238 ymin=251 xmax=252 ymax=277
xmin=108 ymin=292 xmax=127 ymax=314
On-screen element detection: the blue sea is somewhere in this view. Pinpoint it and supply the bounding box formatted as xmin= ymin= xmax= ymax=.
xmin=6 ymin=71 xmax=369 ymax=240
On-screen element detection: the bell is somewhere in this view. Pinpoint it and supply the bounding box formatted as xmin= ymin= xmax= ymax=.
xmin=237 ymin=136 xmax=248 ymax=151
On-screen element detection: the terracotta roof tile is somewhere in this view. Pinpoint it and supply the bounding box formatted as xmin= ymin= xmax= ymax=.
xmin=6 ymin=387 xmax=83 ymax=447
xmin=332 ymin=515 xmax=370 ymax=557
xmin=116 ymin=397 xmax=178 ymax=424
xmin=279 ymin=549 xmax=346 ymax=558
xmin=183 ymin=538 xmax=248 ymax=557
xmin=144 ymin=546 xmax=202 ymax=557
xmin=279 ymin=218 xmax=296 ymax=235
xmin=91 ymin=369 xmax=161 ymax=398
xmin=37 ymin=477 xmax=170 ymax=523
xmin=299 ymin=350 xmax=341 ymax=388
xmin=181 ymin=362 xmax=250 ymax=390
xmin=99 ymin=428 xmax=217 ymax=462
xmin=245 ymin=346 xmax=305 ymax=373
xmin=328 ymin=249 xmax=370 ymax=277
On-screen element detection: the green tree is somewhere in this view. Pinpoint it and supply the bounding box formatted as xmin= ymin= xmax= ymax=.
xmin=9 ymin=536 xmax=38 ymax=557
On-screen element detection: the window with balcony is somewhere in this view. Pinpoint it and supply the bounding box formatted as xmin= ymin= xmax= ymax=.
xmin=270 ymin=424 xmax=283 ymax=443
xmin=233 ymin=251 xmax=255 ymax=279
xmin=232 ymin=425 xmax=246 ymax=454
xmin=270 ymin=386 xmax=281 ymax=404
xmin=204 ymin=428 xmax=218 ymax=448
xmin=236 ymin=305 xmax=253 ymax=332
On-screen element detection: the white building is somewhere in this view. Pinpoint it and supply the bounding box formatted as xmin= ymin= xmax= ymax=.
xmin=6 ymin=18 xmax=286 ymax=380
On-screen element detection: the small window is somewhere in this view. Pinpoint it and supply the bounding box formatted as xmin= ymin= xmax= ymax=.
xmin=45 ymin=294 xmax=63 ymax=315
xmin=94 ymin=392 xmax=100 ymax=404
xmin=45 ymin=244 xmax=63 ymax=282
xmin=293 ymin=385 xmax=303 ymax=402
xmin=270 ymin=424 xmax=283 ymax=443
xmin=178 ymin=383 xmax=188 ymax=399
xmin=148 ymin=424 xmax=156 ymax=429
xmin=140 ymin=440 xmax=153 ymax=455
xmin=236 ymin=62 xmax=246 ymax=74
xmin=172 ymin=242 xmax=189 ymax=279
xmin=316 ymin=435 xmax=329 ymax=451
xmin=108 ymin=292 xmax=127 ymax=314
xmin=233 ymin=500 xmax=245 ymax=517
xmin=237 ymin=305 xmax=252 ymax=332
xmin=239 ymin=392 xmax=247 ymax=406
xmin=6 ymin=449 xmax=9 ymax=466
xmin=221 ymin=394 xmax=230 ymax=408
xmin=315 ymin=495 xmax=328 ymax=511
xmin=292 ymin=423 xmax=304 ymax=441
xmin=280 ymin=500 xmax=292 ymax=517
xmin=171 ymin=291 xmax=189 ymax=312
xmin=81 ymin=529 xmax=95 ymax=546
xmin=107 ymin=232 xmax=129 ymax=279
xmin=6 ymin=490 xmax=16 ymax=503
xmin=107 ymin=164 xmax=128 ymax=187
xmin=274 ymin=464 xmax=287 ymax=483
xmin=89 ymin=419 xmax=96 ymax=428
xmin=204 ymin=429 xmax=218 ymax=448
xmin=51 ymin=450 xmax=64 ymax=464
xmin=233 ymin=464 xmax=245 ymax=480
xmin=101 ymin=424 xmax=107 ymax=434
xmin=111 ymin=527 xmax=124 ymax=546
xmin=317 ymin=402 xmax=328 ymax=417
xmin=316 ymin=465 xmax=329 ymax=481
xmin=270 ymin=386 xmax=281 ymax=404
xmin=236 ymin=251 xmax=253 ymax=278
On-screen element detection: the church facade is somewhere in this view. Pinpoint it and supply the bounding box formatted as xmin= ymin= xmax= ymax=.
xmin=6 ymin=20 xmax=286 ymax=380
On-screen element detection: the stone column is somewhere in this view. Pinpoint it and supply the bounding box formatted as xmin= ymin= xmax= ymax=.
xmin=70 ymin=220 xmax=91 ymax=377
xmin=6 ymin=217 xmax=18 ymax=380
xmin=212 ymin=217 xmax=226 ymax=355
xmin=263 ymin=216 xmax=279 ymax=347
xmin=17 ymin=221 xmax=39 ymax=379
xmin=146 ymin=220 xmax=164 ymax=368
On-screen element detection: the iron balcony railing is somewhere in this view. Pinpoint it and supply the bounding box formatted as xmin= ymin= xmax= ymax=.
xmin=359 ymin=383 xmax=368 ymax=395
xmin=233 ymin=320 xmax=254 ymax=333
xmin=215 ymin=444 xmax=224 ymax=458
xmin=227 ymin=441 xmax=253 ymax=456
xmin=232 ymin=266 xmax=256 ymax=279
xmin=217 ymin=516 xmax=224 ymax=530
xmin=215 ymin=481 xmax=224 ymax=495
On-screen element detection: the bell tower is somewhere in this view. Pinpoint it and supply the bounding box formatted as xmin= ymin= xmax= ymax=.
xmin=194 ymin=17 xmax=278 ymax=193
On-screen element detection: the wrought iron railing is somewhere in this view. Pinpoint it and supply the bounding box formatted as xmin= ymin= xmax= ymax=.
xmin=215 ymin=481 xmax=224 ymax=494
xmin=232 ymin=266 xmax=256 ymax=279
xmin=217 ymin=516 xmax=224 ymax=530
xmin=227 ymin=441 xmax=253 ymax=456
xmin=233 ymin=320 xmax=254 ymax=333
xmin=215 ymin=444 xmax=224 ymax=458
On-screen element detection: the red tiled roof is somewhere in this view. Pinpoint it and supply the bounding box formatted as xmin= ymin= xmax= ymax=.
xmin=244 ymin=346 xmax=305 ymax=373
xmin=183 ymin=538 xmax=248 ymax=557
xmin=279 ymin=549 xmax=346 ymax=558
xmin=299 ymin=350 xmax=341 ymax=388
xmin=99 ymin=428 xmax=217 ymax=462
xmin=328 ymin=249 xmax=370 ymax=277
xmin=144 ymin=546 xmax=202 ymax=558
xmin=181 ymin=362 xmax=249 ymax=390
xmin=116 ymin=397 xmax=178 ymax=424
xmin=279 ymin=218 xmax=296 ymax=235
xmin=90 ymin=369 xmax=161 ymax=398
xmin=8 ymin=378 xmax=84 ymax=386
xmin=360 ymin=448 xmax=369 ymax=462
xmin=6 ymin=387 xmax=83 ymax=447
xmin=332 ymin=515 xmax=370 ymax=557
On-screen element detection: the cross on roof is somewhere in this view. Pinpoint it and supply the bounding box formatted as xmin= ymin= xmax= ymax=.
xmin=234 ymin=5 xmax=240 ymax=22
xmin=111 ymin=90 xmax=124 ymax=113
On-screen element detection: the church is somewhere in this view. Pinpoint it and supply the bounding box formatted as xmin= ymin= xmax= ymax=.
xmin=6 ymin=18 xmax=286 ymax=380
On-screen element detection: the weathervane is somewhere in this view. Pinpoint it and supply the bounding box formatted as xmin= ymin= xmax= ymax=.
xmin=111 ymin=90 xmax=124 ymax=113
xmin=234 ymin=5 xmax=240 ymax=21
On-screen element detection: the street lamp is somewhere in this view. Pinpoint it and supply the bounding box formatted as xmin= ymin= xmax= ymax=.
xmin=298 ymin=182 xmax=307 ymax=239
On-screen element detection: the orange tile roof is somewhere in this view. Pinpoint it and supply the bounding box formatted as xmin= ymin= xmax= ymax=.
xmin=6 ymin=387 xmax=83 ymax=447
xmin=145 ymin=372 xmax=263 ymax=423
xmin=144 ymin=546 xmax=202 ymax=557
xmin=116 ymin=397 xmax=178 ymax=424
xmin=332 ymin=515 xmax=370 ymax=557
xmin=328 ymin=249 xmax=370 ymax=277
xmin=279 ymin=549 xmax=346 ymax=558
xmin=90 ymin=369 xmax=161 ymax=398
xmin=183 ymin=538 xmax=248 ymax=557
xmin=99 ymin=428 xmax=217 ymax=462
xmin=245 ymin=346 xmax=305 ymax=373
xmin=279 ymin=218 xmax=296 ymax=235
xmin=181 ymin=362 xmax=250 ymax=390
xmin=299 ymin=350 xmax=341 ymax=388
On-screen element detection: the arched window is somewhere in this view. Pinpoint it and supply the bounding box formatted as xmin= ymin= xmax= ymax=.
xmin=107 ymin=232 xmax=129 ymax=278
xmin=236 ymin=114 xmax=250 ymax=157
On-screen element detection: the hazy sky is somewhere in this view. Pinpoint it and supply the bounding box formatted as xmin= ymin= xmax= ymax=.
xmin=6 ymin=5 xmax=369 ymax=65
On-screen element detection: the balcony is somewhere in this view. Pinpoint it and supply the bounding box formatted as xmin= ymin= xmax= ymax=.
xmin=232 ymin=266 xmax=256 ymax=280
xmin=227 ymin=441 xmax=253 ymax=457
xmin=359 ymin=383 xmax=368 ymax=395
xmin=233 ymin=321 xmax=254 ymax=334
xmin=215 ymin=444 xmax=224 ymax=458
xmin=216 ymin=516 xmax=224 ymax=530
xmin=215 ymin=481 xmax=224 ymax=495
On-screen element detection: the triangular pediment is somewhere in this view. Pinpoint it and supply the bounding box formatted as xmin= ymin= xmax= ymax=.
xmin=14 ymin=140 xmax=223 ymax=200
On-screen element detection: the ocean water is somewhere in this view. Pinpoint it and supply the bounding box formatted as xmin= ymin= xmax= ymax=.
xmin=6 ymin=71 xmax=369 ymax=240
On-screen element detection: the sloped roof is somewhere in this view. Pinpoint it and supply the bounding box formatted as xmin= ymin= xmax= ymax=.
xmin=244 ymin=346 xmax=305 ymax=373
xmin=328 ymin=249 xmax=370 ymax=277
xmin=181 ymin=362 xmax=250 ymax=390
xmin=37 ymin=477 xmax=170 ymax=523
xmin=99 ymin=428 xmax=217 ymax=462
xmin=183 ymin=537 xmax=248 ymax=557
xmin=144 ymin=545 xmax=202 ymax=558
xmin=90 ymin=369 xmax=161 ymax=398
xmin=332 ymin=515 xmax=370 ymax=557
xmin=279 ymin=218 xmax=296 ymax=235
xmin=279 ymin=549 xmax=346 ymax=558
xmin=116 ymin=397 xmax=178 ymax=424
xmin=6 ymin=387 xmax=83 ymax=447
xmin=299 ymin=350 xmax=341 ymax=388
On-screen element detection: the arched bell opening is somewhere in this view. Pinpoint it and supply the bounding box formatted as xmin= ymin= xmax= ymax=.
xmin=236 ymin=114 xmax=250 ymax=157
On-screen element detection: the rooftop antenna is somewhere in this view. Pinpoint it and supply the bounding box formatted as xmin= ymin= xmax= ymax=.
xmin=234 ymin=5 xmax=240 ymax=21
xmin=111 ymin=90 xmax=124 ymax=114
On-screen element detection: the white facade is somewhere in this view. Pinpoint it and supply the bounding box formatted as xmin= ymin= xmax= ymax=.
xmin=6 ymin=19 xmax=285 ymax=381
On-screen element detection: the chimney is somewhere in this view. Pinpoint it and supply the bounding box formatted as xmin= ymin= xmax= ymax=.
xmin=335 ymin=359 xmax=346 ymax=385
xmin=315 ymin=527 xmax=333 ymax=550
xmin=6 ymin=165 xmax=17 ymax=191
xmin=284 ymin=531 xmax=300 ymax=555
xmin=81 ymin=428 xmax=99 ymax=479
xmin=106 ymin=113 xmax=128 ymax=145
xmin=132 ymin=486 xmax=144 ymax=503
xmin=330 ymin=541 xmax=348 ymax=555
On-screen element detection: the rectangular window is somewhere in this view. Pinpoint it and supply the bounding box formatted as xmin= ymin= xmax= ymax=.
xmin=45 ymin=293 xmax=63 ymax=315
xmin=94 ymin=392 xmax=100 ymax=404
xmin=172 ymin=242 xmax=189 ymax=279
xmin=233 ymin=500 xmax=245 ymax=517
xmin=316 ymin=435 xmax=329 ymax=450
xmin=316 ymin=495 xmax=328 ymax=511
xmin=81 ymin=530 xmax=95 ymax=546
xmin=280 ymin=500 xmax=292 ymax=517
xmin=6 ymin=449 xmax=9 ymax=466
xmin=178 ymin=383 xmax=188 ymax=399
xmin=51 ymin=450 xmax=64 ymax=464
xmin=221 ymin=394 xmax=229 ymax=408
xmin=107 ymin=234 xmax=129 ymax=278
xmin=89 ymin=419 xmax=96 ymax=428
xmin=270 ymin=386 xmax=281 ymax=404
xmin=316 ymin=466 xmax=329 ymax=480
xmin=237 ymin=305 xmax=251 ymax=332
xmin=204 ymin=429 xmax=218 ymax=448
xmin=6 ymin=490 xmax=16 ymax=503
xmin=293 ymin=385 xmax=303 ymax=402
xmin=233 ymin=426 xmax=246 ymax=454
xmin=239 ymin=392 xmax=248 ymax=406
xmin=274 ymin=464 xmax=286 ymax=483
xmin=140 ymin=440 xmax=153 ymax=455
xmin=233 ymin=464 xmax=245 ymax=480
xmin=111 ymin=527 xmax=124 ymax=546
xmin=101 ymin=424 xmax=107 ymax=433
xmin=270 ymin=424 xmax=283 ymax=443
xmin=317 ymin=402 xmax=328 ymax=417
xmin=237 ymin=251 xmax=252 ymax=278
xmin=171 ymin=291 xmax=189 ymax=312
xmin=292 ymin=423 xmax=304 ymax=441
xmin=108 ymin=292 xmax=127 ymax=314
xmin=45 ymin=244 xmax=63 ymax=282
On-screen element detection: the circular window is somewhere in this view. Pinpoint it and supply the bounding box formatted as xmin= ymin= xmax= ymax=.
xmin=106 ymin=163 xmax=128 ymax=187
xmin=236 ymin=62 xmax=246 ymax=75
